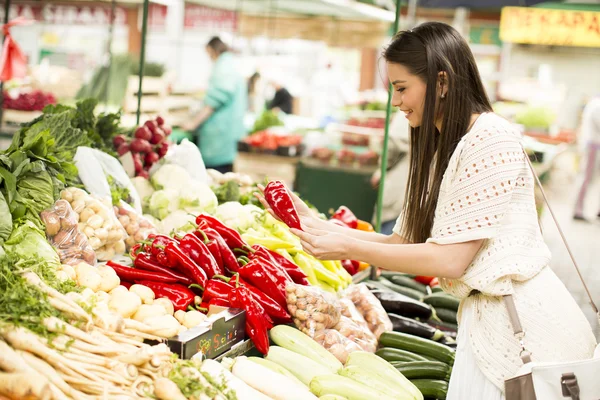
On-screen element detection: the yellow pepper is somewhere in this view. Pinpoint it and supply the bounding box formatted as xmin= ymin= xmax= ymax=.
xmin=292 ymin=252 xmax=319 ymax=286
xmin=356 ymin=219 xmax=375 ymax=232
xmin=358 ymin=262 xmax=370 ymax=271
xmin=241 ymin=232 xmax=300 ymax=251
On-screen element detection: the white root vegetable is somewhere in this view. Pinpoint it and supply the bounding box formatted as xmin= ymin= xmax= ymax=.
xmin=130 ymin=284 xmax=156 ymax=304
xmin=132 ymin=375 xmax=154 ymax=397
xmin=0 ymin=371 xmax=52 ymax=400
xmin=0 ymin=340 xmax=33 ymax=372
xmin=201 ymin=359 xmax=273 ymax=400
xmin=154 ymin=377 xmax=187 ymax=400
xmin=110 ymin=285 xmax=130 ymax=296
xmin=109 ymin=289 xmax=142 ymax=318
xmin=183 ymin=310 xmax=207 ymax=328
xmin=97 ymin=265 xmax=121 ymax=292
xmin=133 ymin=304 xmax=166 ymax=322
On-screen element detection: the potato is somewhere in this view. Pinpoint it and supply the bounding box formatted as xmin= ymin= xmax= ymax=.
xmin=107 ymin=229 xmax=123 ymax=243
xmin=82 ymin=247 xmax=96 ymax=264
xmin=125 ymin=222 xmax=139 ymax=236
xmin=61 ymin=264 xmax=77 ymax=280
xmin=183 ymin=311 xmax=207 ymax=328
xmin=75 ymin=263 xmax=102 ymax=291
xmin=94 ymin=228 xmax=108 ymax=241
xmin=79 ymin=208 xmax=95 ymax=223
xmin=41 ymin=211 xmax=61 ymax=237
xmin=61 ymin=189 xmax=73 ymax=202
xmin=113 ymin=240 xmax=126 ymax=255
xmin=97 ymin=265 xmax=120 ymax=292
xmin=88 ymin=237 xmax=102 ymax=250
xmin=174 ymin=310 xmax=186 ymax=324
xmin=129 ymin=284 xmax=155 ymax=305
xmin=87 ymin=215 xmax=104 ymax=230
xmin=83 ymin=226 xmax=95 ymax=239
xmin=155 ymin=298 xmax=175 ymax=316
xmin=133 ymin=304 xmax=166 ymax=322
xmin=71 ymin=199 xmax=85 ymax=213
xmin=118 ymin=215 xmax=131 ymax=227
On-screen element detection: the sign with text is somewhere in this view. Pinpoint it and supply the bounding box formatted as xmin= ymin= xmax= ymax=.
xmin=500 ymin=6 xmax=600 ymax=48
xmin=0 ymin=3 xmax=127 ymax=26
xmin=184 ymin=3 xmax=237 ymax=32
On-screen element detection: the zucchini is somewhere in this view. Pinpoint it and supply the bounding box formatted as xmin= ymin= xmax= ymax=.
xmin=376 ymin=278 xmax=425 ymax=300
xmin=388 ymin=313 xmax=445 ymax=341
xmin=410 ymin=379 xmax=448 ymax=400
xmin=423 ymin=293 xmax=460 ymax=311
xmin=391 ymin=361 xmax=452 ymax=381
xmin=388 ymin=275 xmax=428 ymax=293
xmin=370 ymin=290 xmax=433 ymax=320
xmin=375 ymin=347 xmax=429 ymax=363
xmin=379 ymin=331 xmax=455 ymax=365
xmin=435 ymin=307 xmax=458 ymax=324
xmin=431 ymin=286 xmax=444 ymax=293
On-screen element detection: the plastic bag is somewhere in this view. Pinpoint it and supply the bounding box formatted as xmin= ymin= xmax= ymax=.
xmin=333 ymin=316 xmax=377 ymax=353
xmin=74 ymin=147 xmax=143 ymax=213
xmin=0 ymin=19 xmax=30 ymax=82
xmin=286 ymin=282 xmax=341 ymax=338
xmin=339 ymin=297 xmax=370 ymax=331
xmin=152 ymin=139 xmax=208 ymax=184
xmin=313 ymin=329 xmax=363 ymax=364
xmin=343 ymin=283 xmax=393 ymax=339
xmin=114 ymin=201 xmax=158 ymax=251
xmin=40 ymin=199 xmax=97 ymax=266
xmin=60 ymin=187 xmax=126 ymax=261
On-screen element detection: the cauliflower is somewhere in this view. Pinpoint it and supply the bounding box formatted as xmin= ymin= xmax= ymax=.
xmin=178 ymin=181 xmax=218 ymax=215
xmin=159 ymin=210 xmax=196 ymax=235
xmin=151 ymin=164 xmax=193 ymax=191
xmin=215 ymin=202 xmax=262 ymax=232
xmin=148 ymin=189 xmax=179 ymax=220
xmin=131 ymin=176 xmax=155 ymax=205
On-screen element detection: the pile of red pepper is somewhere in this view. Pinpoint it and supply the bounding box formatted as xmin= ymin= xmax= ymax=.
xmin=105 ymin=213 xmax=311 ymax=354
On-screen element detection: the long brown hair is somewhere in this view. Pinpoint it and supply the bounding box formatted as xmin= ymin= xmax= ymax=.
xmin=383 ymin=22 xmax=492 ymax=243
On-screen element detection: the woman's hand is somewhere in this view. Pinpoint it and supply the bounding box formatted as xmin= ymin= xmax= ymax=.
xmin=290 ymin=225 xmax=353 ymax=260
xmin=254 ymin=183 xmax=314 ymax=222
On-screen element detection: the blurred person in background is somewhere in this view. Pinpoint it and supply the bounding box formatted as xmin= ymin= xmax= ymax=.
xmin=267 ymin=76 xmax=294 ymax=114
xmin=247 ymin=71 xmax=263 ymax=113
xmin=573 ymin=94 xmax=600 ymax=221
xmin=182 ymin=36 xmax=247 ymax=174
xmin=371 ymin=111 xmax=410 ymax=234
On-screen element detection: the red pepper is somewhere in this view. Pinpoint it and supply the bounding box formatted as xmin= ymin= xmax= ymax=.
xmin=429 ymin=277 xmax=440 ymax=287
xmin=331 ymin=206 xmax=358 ymax=229
xmin=415 ymin=276 xmax=435 ymax=285
xmin=106 ymin=261 xmax=180 ymax=284
xmin=195 ymin=214 xmax=248 ymax=250
xmin=263 ymin=180 xmax=302 ymax=230
xmin=202 ymin=279 xmax=233 ymax=302
xmin=238 ymin=258 xmax=288 ymax=309
xmin=251 ymin=245 xmax=309 ymax=285
xmin=164 ymin=242 xmax=208 ymax=288
xmin=179 ymin=233 xmax=223 ymax=278
xmin=228 ymin=286 xmax=271 ymax=354
xmin=200 ymin=226 xmax=239 ymax=274
xmin=195 ymin=230 xmax=224 ymax=272
xmin=120 ymin=281 xmax=133 ymax=289
xmin=226 ymin=274 xmax=290 ymax=324
xmin=341 ymin=259 xmax=358 ymax=275
xmin=145 ymin=235 xmax=178 ymax=268
xmin=209 ymin=297 xmax=230 ymax=308
xmin=133 ymin=252 xmax=193 ymax=285
xmin=135 ymin=280 xmax=196 ymax=312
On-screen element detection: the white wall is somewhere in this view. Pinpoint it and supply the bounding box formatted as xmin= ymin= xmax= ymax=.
xmin=502 ymin=44 xmax=600 ymax=129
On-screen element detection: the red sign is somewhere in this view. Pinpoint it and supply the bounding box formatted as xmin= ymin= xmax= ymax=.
xmin=184 ymin=3 xmax=237 ymax=32
xmin=0 ymin=3 xmax=127 ymax=26
xmin=148 ymin=3 xmax=167 ymax=31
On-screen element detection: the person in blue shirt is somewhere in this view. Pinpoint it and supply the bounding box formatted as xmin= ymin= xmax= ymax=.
xmin=182 ymin=37 xmax=247 ymax=173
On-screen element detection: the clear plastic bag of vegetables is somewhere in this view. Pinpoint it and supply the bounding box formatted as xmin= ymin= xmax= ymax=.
xmin=342 ymin=283 xmax=393 ymax=339
xmin=313 ymin=328 xmax=363 ymax=364
xmin=114 ymin=201 xmax=158 ymax=251
xmin=59 ymin=187 xmax=127 ymax=261
xmin=40 ymin=199 xmax=97 ymax=266
xmin=333 ymin=316 xmax=377 ymax=353
xmin=286 ymin=282 xmax=341 ymax=338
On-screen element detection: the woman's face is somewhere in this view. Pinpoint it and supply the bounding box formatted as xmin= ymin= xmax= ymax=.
xmin=206 ymin=46 xmax=217 ymax=61
xmin=388 ymin=62 xmax=427 ymax=127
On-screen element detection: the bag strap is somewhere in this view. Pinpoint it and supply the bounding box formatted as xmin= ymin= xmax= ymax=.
xmin=504 ymin=146 xmax=600 ymax=365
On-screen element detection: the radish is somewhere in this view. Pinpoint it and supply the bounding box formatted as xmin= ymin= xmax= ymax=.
xmin=135 ymin=126 xmax=152 ymax=141
xmin=113 ymin=134 xmax=128 ymax=148
xmin=130 ymin=138 xmax=152 ymax=153
xmin=144 ymin=120 xmax=158 ymax=135
xmin=162 ymin=125 xmax=172 ymax=135
xmin=150 ymin=129 xmax=165 ymax=145
xmin=117 ymin=143 xmax=130 ymax=156
xmin=137 ymin=170 xmax=149 ymax=179
xmin=158 ymin=141 xmax=169 ymax=158
xmin=133 ymin=154 xmax=144 ymax=173
xmin=145 ymin=152 xmax=160 ymax=166
xmin=155 ymin=116 xmax=165 ymax=126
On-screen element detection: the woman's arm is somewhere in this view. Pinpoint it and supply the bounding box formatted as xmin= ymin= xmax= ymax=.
xmin=181 ymin=106 xmax=214 ymax=131
xmin=291 ymin=226 xmax=483 ymax=279
xmin=304 ymin=216 xmax=408 ymax=245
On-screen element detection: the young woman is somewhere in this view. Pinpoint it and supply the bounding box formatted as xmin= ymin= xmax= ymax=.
xmin=259 ymin=22 xmax=596 ymax=398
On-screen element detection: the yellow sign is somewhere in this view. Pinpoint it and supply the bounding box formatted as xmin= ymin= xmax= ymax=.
xmin=500 ymin=7 xmax=600 ymax=48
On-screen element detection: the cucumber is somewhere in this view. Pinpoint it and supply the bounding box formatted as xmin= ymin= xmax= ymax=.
xmin=410 ymin=379 xmax=448 ymax=400
xmin=435 ymin=307 xmax=458 ymax=324
xmin=389 ymin=275 xmax=428 ymax=293
xmin=391 ymin=361 xmax=452 ymax=381
xmin=431 ymin=286 xmax=444 ymax=293
xmin=379 ymin=331 xmax=455 ymax=365
xmin=423 ymin=293 xmax=460 ymax=311
xmin=376 ymin=278 xmax=425 ymax=300
xmin=375 ymin=347 xmax=428 ymax=363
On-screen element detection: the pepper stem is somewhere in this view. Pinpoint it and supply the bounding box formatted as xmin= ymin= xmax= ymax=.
xmin=197 ymin=306 xmax=208 ymax=313
xmin=195 ymin=229 xmax=209 ymax=243
xmin=213 ymin=275 xmax=231 ymax=283
xmin=189 ymin=284 xmax=205 ymax=292
xmin=233 ymin=248 xmax=249 ymax=255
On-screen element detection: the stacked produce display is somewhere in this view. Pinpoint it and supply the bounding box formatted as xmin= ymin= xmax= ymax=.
xmin=0 ymin=98 xmax=463 ymax=400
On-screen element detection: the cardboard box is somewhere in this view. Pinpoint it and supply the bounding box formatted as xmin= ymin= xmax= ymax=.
xmin=161 ymin=307 xmax=246 ymax=360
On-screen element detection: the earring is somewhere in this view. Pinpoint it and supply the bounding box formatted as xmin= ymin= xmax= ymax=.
xmin=441 ymin=94 xmax=445 ymax=98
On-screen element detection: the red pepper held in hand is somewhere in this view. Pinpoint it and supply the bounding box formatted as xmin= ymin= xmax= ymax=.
xmin=331 ymin=206 xmax=358 ymax=229
xmin=180 ymin=233 xmax=223 ymax=278
xmin=106 ymin=261 xmax=180 ymax=284
xmin=195 ymin=214 xmax=248 ymax=250
xmin=199 ymin=226 xmax=239 ymax=274
xmin=263 ymin=180 xmax=302 ymax=230
xmin=238 ymin=258 xmax=288 ymax=309
xmin=164 ymin=242 xmax=208 ymax=288
xmin=228 ymin=285 xmax=271 ymax=355
xmin=135 ymin=280 xmax=196 ymax=311
xmin=134 ymin=252 xmax=193 ymax=285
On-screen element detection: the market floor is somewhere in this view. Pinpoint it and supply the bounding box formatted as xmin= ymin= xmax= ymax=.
xmin=540 ymin=151 xmax=600 ymax=337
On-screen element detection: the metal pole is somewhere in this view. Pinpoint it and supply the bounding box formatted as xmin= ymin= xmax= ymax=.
xmin=0 ymin=0 xmax=11 ymax=129
xmin=136 ymin=0 xmax=149 ymax=126
xmin=372 ymin=0 xmax=401 ymax=280
xmin=103 ymin=0 xmax=116 ymax=105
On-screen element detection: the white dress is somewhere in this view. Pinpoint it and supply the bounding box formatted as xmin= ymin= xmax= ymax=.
xmin=393 ymin=113 xmax=596 ymax=397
